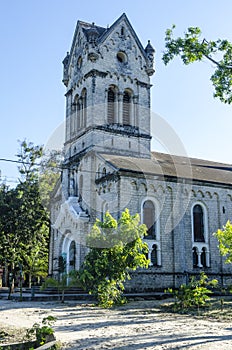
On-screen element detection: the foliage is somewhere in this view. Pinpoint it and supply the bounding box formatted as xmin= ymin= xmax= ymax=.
xmin=162 ymin=25 xmax=232 ymax=104
xmin=214 ymin=221 xmax=232 ymax=263
xmin=25 ymin=315 xmax=56 ymax=347
xmin=0 ymin=140 xmax=53 ymax=291
xmin=167 ymin=272 xmax=218 ymax=311
xmin=79 ymin=209 xmax=149 ymax=308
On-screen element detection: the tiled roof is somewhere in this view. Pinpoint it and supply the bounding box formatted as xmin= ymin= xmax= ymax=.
xmin=100 ymin=152 xmax=232 ymax=186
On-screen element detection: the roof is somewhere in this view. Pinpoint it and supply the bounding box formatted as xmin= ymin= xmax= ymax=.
xmin=99 ymin=152 xmax=232 ymax=187
xmin=68 ymin=13 xmax=149 ymax=64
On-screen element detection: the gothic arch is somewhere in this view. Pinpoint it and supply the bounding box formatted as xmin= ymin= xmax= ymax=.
xmin=213 ymin=192 xmax=219 ymax=199
xmin=141 ymin=197 xmax=161 ymax=266
xmin=191 ymin=189 xmax=197 ymax=198
xmin=191 ymin=202 xmax=208 ymax=243
xmin=139 ymin=182 xmax=147 ymax=193
xmin=69 ymin=240 xmax=76 ymax=271
xmin=141 ymin=197 xmax=160 ymax=241
xmin=157 ymin=185 xmax=165 ymax=195
xmin=130 ymin=180 xmax=138 ymax=191
xmin=103 ymin=45 xmax=109 ymax=53
xmin=205 ymin=191 xmax=213 ymax=199
xmin=191 ymin=202 xmax=210 ymax=268
xmin=197 ymin=190 xmax=205 ymax=198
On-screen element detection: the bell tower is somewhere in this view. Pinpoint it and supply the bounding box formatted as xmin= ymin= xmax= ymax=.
xmin=62 ymin=13 xmax=155 ymax=163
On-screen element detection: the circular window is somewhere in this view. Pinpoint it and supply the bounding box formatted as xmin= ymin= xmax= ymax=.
xmin=117 ymin=51 xmax=127 ymax=63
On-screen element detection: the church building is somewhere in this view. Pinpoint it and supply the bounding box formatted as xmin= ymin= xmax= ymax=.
xmin=49 ymin=13 xmax=232 ymax=290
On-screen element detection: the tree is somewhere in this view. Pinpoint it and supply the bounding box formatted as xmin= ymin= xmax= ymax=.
xmin=79 ymin=209 xmax=149 ymax=307
xmin=15 ymin=140 xmax=50 ymax=288
xmin=162 ymin=25 xmax=232 ymax=104
xmin=0 ymin=184 xmax=24 ymax=294
xmin=214 ymin=221 xmax=232 ymax=263
xmin=0 ymin=141 xmax=52 ymax=293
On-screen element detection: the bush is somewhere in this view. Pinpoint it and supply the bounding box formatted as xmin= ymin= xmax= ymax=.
xmin=167 ymin=272 xmax=218 ymax=311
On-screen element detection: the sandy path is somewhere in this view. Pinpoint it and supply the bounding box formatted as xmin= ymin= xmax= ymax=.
xmin=0 ymin=299 xmax=232 ymax=349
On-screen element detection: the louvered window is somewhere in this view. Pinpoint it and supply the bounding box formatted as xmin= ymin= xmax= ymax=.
xmin=123 ymin=91 xmax=131 ymax=125
xmin=107 ymin=88 xmax=115 ymax=123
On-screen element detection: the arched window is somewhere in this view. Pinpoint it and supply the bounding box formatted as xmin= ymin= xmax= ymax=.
xmin=193 ymin=204 xmax=205 ymax=242
xmin=74 ymin=95 xmax=81 ymax=130
xmin=69 ymin=241 xmax=76 ymax=270
xmin=192 ymin=247 xmax=198 ymax=268
xmin=107 ymin=87 xmax=116 ymax=123
xmin=151 ymin=244 xmax=158 ymax=266
xmin=201 ymin=247 xmax=207 ymax=267
xmin=82 ymin=89 xmax=87 ymax=127
xmin=143 ymin=200 xmax=156 ymax=239
xmin=102 ymin=167 xmax=106 ymax=177
xmin=123 ymin=91 xmax=131 ymax=125
xmin=102 ymin=202 xmax=109 ymax=221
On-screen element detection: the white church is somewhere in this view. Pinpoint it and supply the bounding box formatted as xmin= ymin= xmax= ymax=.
xmin=49 ymin=13 xmax=232 ymax=291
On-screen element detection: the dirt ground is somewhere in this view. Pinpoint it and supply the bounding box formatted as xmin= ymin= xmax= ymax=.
xmin=0 ymin=298 xmax=232 ymax=349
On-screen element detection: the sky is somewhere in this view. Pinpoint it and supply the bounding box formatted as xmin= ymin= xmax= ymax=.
xmin=0 ymin=0 xmax=231 ymax=185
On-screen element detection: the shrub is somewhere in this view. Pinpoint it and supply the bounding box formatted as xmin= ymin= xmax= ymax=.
xmin=168 ymin=272 xmax=218 ymax=312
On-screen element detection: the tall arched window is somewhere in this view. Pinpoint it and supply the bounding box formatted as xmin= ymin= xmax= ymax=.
xmin=82 ymin=88 xmax=87 ymax=127
xmin=123 ymin=90 xmax=131 ymax=125
xmin=107 ymin=87 xmax=116 ymax=123
xmin=143 ymin=200 xmax=156 ymax=239
xmin=69 ymin=241 xmax=76 ymax=270
xmin=192 ymin=247 xmax=198 ymax=268
xmin=74 ymin=94 xmax=80 ymax=131
xmin=201 ymin=247 xmax=207 ymax=267
xmin=76 ymin=100 xmax=81 ymax=129
xmin=151 ymin=244 xmax=158 ymax=266
xmin=193 ymin=204 xmax=205 ymax=242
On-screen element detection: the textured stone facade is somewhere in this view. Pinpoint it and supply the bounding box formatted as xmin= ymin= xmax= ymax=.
xmin=49 ymin=13 xmax=232 ymax=291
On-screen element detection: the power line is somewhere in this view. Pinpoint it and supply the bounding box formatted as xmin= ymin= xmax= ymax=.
xmin=0 ymin=157 xmax=105 ymax=176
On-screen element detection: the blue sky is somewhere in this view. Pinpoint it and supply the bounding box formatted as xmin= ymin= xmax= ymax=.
xmin=0 ymin=0 xmax=231 ymax=185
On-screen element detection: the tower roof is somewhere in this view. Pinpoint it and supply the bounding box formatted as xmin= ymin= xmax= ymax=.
xmin=68 ymin=13 xmax=152 ymax=67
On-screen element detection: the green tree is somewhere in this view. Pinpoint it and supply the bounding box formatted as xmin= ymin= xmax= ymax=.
xmin=0 ymin=184 xmax=24 ymax=294
xmin=15 ymin=140 xmax=50 ymax=288
xmin=79 ymin=209 xmax=149 ymax=308
xmin=0 ymin=141 xmax=52 ymax=294
xmin=214 ymin=221 xmax=232 ymax=263
xmin=162 ymin=25 xmax=232 ymax=104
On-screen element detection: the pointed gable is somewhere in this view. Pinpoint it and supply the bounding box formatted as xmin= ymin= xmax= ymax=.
xmin=98 ymin=13 xmax=148 ymax=61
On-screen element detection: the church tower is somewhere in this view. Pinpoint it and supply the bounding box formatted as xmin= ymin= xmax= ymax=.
xmin=49 ymin=13 xmax=155 ymax=277
xmin=62 ymin=13 xmax=155 ymax=164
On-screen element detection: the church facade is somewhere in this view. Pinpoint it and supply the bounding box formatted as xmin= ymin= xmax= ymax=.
xmin=49 ymin=13 xmax=232 ymax=291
